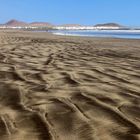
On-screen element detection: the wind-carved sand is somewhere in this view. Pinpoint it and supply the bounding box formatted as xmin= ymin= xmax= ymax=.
xmin=0 ymin=30 xmax=140 ymax=140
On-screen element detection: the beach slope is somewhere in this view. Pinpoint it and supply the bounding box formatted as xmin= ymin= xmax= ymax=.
xmin=0 ymin=30 xmax=140 ymax=140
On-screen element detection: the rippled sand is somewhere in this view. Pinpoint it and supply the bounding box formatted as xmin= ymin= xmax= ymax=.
xmin=0 ymin=30 xmax=140 ymax=140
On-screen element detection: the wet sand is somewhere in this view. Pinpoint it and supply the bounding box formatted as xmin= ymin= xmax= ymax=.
xmin=0 ymin=30 xmax=140 ymax=140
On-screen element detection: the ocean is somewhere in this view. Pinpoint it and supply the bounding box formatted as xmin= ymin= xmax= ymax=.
xmin=49 ymin=30 xmax=140 ymax=39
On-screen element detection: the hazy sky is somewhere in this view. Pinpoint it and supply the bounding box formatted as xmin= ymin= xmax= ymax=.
xmin=0 ymin=0 xmax=140 ymax=26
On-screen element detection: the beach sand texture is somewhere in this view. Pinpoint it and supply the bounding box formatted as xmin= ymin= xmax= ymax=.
xmin=0 ymin=30 xmax=140 ymax=140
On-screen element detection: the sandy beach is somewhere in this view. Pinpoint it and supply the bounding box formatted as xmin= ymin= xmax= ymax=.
xmin=0 ymin=30 xmax=140 ymax=140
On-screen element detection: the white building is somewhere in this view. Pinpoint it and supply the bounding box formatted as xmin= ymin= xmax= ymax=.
xmin=54 ymin=26 xmax=120 ymax=30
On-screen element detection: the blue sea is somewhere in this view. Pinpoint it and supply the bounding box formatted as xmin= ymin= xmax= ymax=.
xmin=49 ymin=30 xmax=140 ymax=39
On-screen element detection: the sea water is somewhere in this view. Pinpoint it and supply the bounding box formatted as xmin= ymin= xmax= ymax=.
xmin=49 ymin=30 xmax=140 ymax=39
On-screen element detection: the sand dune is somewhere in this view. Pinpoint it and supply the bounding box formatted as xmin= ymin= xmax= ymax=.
xmin=0 ymin=30 xmax=140 ymax=140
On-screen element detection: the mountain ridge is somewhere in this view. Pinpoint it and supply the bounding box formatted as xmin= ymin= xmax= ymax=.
xmin=5 ymin=19 xmax=28 ymax=26
xmin=1 ymin=19 xmax=54 ymax=27
xmin=0 ymin=19 xmax=124 ymax=28
xmin=94 ymin=23 xmax=123 ymax=27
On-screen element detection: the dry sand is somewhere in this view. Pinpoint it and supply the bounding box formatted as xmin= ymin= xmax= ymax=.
xmin=0 ymin=30 xmax=140 ymax=140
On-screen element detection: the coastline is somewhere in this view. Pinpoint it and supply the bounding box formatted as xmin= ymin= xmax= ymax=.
xmin=49 ymin=29 xmax=140 ymax=39
xmin=0 ymin=30 xmax=140 ymax=140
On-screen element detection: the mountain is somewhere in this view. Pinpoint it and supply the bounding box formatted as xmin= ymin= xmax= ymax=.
xmin=0 ymin=20 xmax=126 ymax=29
xmin=5 ymin=19 xmax=28 ymax=27
xmin=94 ymin=23 xmax=122 ymax=27
xmin=29 ymin=22 xmax=54 ymax=27
xmin=1 ymin=19 xmax=54 ymax=28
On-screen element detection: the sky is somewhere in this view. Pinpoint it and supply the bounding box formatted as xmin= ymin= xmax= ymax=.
xmin=0 ymin=0 xmax=140 ymax=26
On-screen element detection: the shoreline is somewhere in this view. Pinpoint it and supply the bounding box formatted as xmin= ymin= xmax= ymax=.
xmin=1 ymin=29 xmax=140 ymax=40
xmin=49 ymin=29 xmax=140 ymax=39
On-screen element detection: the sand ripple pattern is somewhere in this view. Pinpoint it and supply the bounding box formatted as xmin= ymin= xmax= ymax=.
xmin=0 ymin=32 xmax=140 ymax=140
